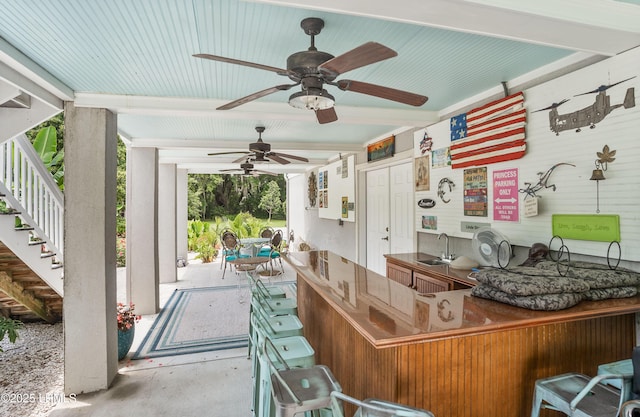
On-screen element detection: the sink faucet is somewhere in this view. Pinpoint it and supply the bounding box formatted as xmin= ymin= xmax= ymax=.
xmin=438 ymin=233 xmax=454 ymax=261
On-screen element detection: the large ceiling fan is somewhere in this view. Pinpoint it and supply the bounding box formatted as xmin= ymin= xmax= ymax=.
xmin=194 ymin=17 xmax=428 ymax=124
xmin=219 ymin=158 xmax=277 ymax=177
xmin=208 ymin=126 xmax=309 ymax=165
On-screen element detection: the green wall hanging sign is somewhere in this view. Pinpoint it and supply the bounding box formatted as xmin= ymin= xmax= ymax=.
xmin=551 ymin=214 xmax=620 ymax=242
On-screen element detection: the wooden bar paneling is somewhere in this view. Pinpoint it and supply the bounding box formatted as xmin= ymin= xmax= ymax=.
xmin=298 ymin=273 xmax=635 ymax=417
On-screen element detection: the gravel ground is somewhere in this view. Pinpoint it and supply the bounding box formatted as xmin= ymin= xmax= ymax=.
xmin=0 ymin=322 xmax=64 ymax=417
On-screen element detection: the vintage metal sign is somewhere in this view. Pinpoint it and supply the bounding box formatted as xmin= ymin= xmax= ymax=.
xmin=418 ymin=198 xmax=436 ymax=209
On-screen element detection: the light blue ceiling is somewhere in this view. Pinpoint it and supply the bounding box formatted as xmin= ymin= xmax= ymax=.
xmin=1 ymin=0 xmax=639 ymax=172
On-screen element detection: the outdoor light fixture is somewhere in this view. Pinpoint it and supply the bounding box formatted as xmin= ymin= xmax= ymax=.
xmin=289 ymin=88 xmax=335 ymax=110
xmin=590 ymin=144 xmax=616 ymax=213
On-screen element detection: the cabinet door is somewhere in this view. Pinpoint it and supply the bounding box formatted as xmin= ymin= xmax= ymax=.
xmin=413 ymin=272 xmax=450 ymax=293
xmin=386 ymin=262 xmax=413 ymax=287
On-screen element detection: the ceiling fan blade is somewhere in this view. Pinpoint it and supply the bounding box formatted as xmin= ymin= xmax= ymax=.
xmin=220 ymin=168 xmax=242 ymax=173
xmin=336 ymin=79 xmax=428 ymax=106
xmin=254 ymin=170 xmax=278 ymax=176
xmin=316 ymin=107 xmax=338 ymax=124
xmin=217 ymin=83 xmax=299 ymax=110
xmin=193 ymin=53 xmax=288 ymax=76
xmin=232 ymin=154 xmax=254 ymax=163
xmin=208 ymin=151 xmax=250 ymax=156
xmin=271 ymin=152 xmax=309 ymax=163
xmin=267 ymin=154 xmax=291 ymax=165
xmin=318 ymin=42 xmax=397 ymax=77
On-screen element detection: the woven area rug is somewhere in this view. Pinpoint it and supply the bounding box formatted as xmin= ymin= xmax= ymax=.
xmin=133 ymin=282 xmax=296 ymax=359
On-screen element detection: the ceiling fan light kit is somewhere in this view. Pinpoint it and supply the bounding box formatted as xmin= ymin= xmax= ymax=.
xmin=289 ymin=88 xmax=335 ymax=110
xmin=194 ymin=17 xmax=427 ymax=123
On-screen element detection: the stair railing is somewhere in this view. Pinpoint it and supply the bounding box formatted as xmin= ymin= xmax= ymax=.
xmin=0 ymin=134 xmax=64 ymax=262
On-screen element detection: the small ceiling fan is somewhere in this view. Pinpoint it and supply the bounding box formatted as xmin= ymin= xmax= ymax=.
xmin=194 ymin=17 xmax=428 ymax=124
xmin=220 ymin=158 xmax=277 ymax=177
xmin=208 ymin=126 xmax=309 ymax=165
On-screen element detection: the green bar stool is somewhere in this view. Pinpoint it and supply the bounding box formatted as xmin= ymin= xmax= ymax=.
xmin=264 ymin=337 xmax=341 ymax=417
xmin=598 ymin=358 xmax=633 ymax=394
xmin=530 ymin=372 xmax=630 ymax=417
xmin=247 ymin=272 xmax=290 ymax=359
xmin=330 ymin=391 xmax=435 ymax=417
xmin=248 ymin=271 xmax=287 ymax=299
xmin=250 ymin=308 xmax=304 ymax=380
xmin=255 ymin=336 xmax=316 ymax=417
xmin=249 ymin=285 xmax=297 ymax=362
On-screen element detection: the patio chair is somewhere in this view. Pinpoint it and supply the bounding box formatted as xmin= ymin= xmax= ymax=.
xmin=220 ymin=229 xmax=249 ymax=278
xmin=257 ymin=227 xmax=276 ymax=257
xmin=257 ymin=229 xmax=285 ymax=275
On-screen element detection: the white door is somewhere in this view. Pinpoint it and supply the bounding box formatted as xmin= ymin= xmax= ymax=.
xmin=366 ymin=168 xmax=390 ymax=275
xmin=389 ymin=162 xmax=414 ymax=254
xmin=366 ymin=162 xmax=414 ymax=276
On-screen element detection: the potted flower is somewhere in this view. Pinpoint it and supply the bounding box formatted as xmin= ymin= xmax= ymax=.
xmin=117 ymin=302 xmax=140 ymax=360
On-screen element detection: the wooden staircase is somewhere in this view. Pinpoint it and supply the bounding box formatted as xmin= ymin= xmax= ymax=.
xmin=0 ymin=213 xmax=62 ymax=323
xmin=0 ymin=135 xmax=64 ymax=323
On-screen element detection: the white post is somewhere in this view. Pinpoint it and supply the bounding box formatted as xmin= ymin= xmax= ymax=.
xmin=176 ymin=168 xmax=188 ymax=263
xmin=158 ymin=163 xmax=177 ymax=283
xmin=63 ymin=102 xmax=118 ymax=394
xmin=125 ymin=147 xmax=159 ymax=315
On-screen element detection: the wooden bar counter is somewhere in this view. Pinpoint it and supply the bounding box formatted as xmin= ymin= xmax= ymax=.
xmin=285 ymin=250 xmax=639 ymax=417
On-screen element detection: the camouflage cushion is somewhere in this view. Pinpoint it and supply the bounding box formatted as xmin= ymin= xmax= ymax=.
xmin=474 ymin=267 xmax=589 ymax=296
xmin=471 ymin=284 xmax=583 ymax=311
xmin=535 ymin=261 xmax=640 ymax=289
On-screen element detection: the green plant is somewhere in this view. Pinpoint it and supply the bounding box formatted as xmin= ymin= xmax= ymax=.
xmin=193 ymin=230 xmax=219 ymax=263
xmin=32 ymin=126 xmax=64 ymax=190
xmin=0 ymin=317 xmax=23 ymax=352
xmin=188 ymin=220 xmax=211 ymax=251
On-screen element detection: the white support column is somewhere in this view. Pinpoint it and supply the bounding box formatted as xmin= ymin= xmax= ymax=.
xmin=158 ymin=163 xmax=177 ymax=283
xmin=126 ymin=147 xmax=159 ymax=315
xmin=176 ymin=168 xmax=188 ymax=262
xmin=63 ymin=102 xmax=118 ymax=394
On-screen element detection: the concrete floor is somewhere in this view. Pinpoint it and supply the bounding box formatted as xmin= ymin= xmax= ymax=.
xmin=49 ymin=252 xmax=296 ymax=417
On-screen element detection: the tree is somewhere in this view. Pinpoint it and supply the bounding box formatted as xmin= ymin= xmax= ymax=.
xmin=189 ymin=174 xmax=223 ymax=220
xmin=187 ymin=176 xmax=203 ymax=219
xmin=258 ymin=180 xmax=283 ymax=221
xmin=116 ymin=137 xmax=127 ymax=236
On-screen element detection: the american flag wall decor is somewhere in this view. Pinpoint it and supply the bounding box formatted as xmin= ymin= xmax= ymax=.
xmin=449 ymin=92 xmax=527 ymax=169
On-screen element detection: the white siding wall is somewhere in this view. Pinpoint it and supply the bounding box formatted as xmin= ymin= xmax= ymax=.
xmin=414 ymin=47 xmax=640 ymax=261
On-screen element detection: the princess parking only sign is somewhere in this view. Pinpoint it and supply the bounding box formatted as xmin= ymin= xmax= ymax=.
xmin=493 ymin=168 xmax=519 ymax=222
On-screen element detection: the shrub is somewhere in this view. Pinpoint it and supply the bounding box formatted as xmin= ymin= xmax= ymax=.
xmin=194 ymin=231 xmax=218 ymax=263
xmin=188 ymin=220 xmax=210 ymax=251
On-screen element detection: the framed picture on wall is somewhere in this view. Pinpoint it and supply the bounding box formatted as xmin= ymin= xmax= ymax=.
xmin=367 ymin=135 xmax=395 ymax=162
xmin=415 ymin=155 xmax=430 ymax=191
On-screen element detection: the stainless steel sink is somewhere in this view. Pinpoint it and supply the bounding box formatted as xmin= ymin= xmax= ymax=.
xmin=418 ymin=258 xmax=445 ymax=266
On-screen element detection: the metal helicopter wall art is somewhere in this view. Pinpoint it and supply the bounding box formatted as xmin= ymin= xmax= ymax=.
xmin=534 ymin=77 xmax=636 ymax=136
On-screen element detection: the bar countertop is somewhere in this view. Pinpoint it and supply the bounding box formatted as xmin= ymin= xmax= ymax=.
xmin=285 ymin=250 xmax=640 ymax=348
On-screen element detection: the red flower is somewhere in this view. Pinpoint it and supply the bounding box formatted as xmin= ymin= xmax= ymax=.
xmin=117 ymin=302 xmax=140 ymax=331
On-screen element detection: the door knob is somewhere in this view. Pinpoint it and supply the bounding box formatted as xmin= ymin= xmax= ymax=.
xmin=381 ymin=236 xmax=389 ymax=241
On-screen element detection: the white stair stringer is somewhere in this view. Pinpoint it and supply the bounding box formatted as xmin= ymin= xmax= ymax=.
xmin=0 ymin=214 xmax=63 ymax=296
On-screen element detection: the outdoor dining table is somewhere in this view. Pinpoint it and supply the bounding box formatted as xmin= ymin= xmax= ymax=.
xmin=238 ymin=237 xmax=271 ymax=257
xmin=228 ymin=256 xmax=270 ymax=272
